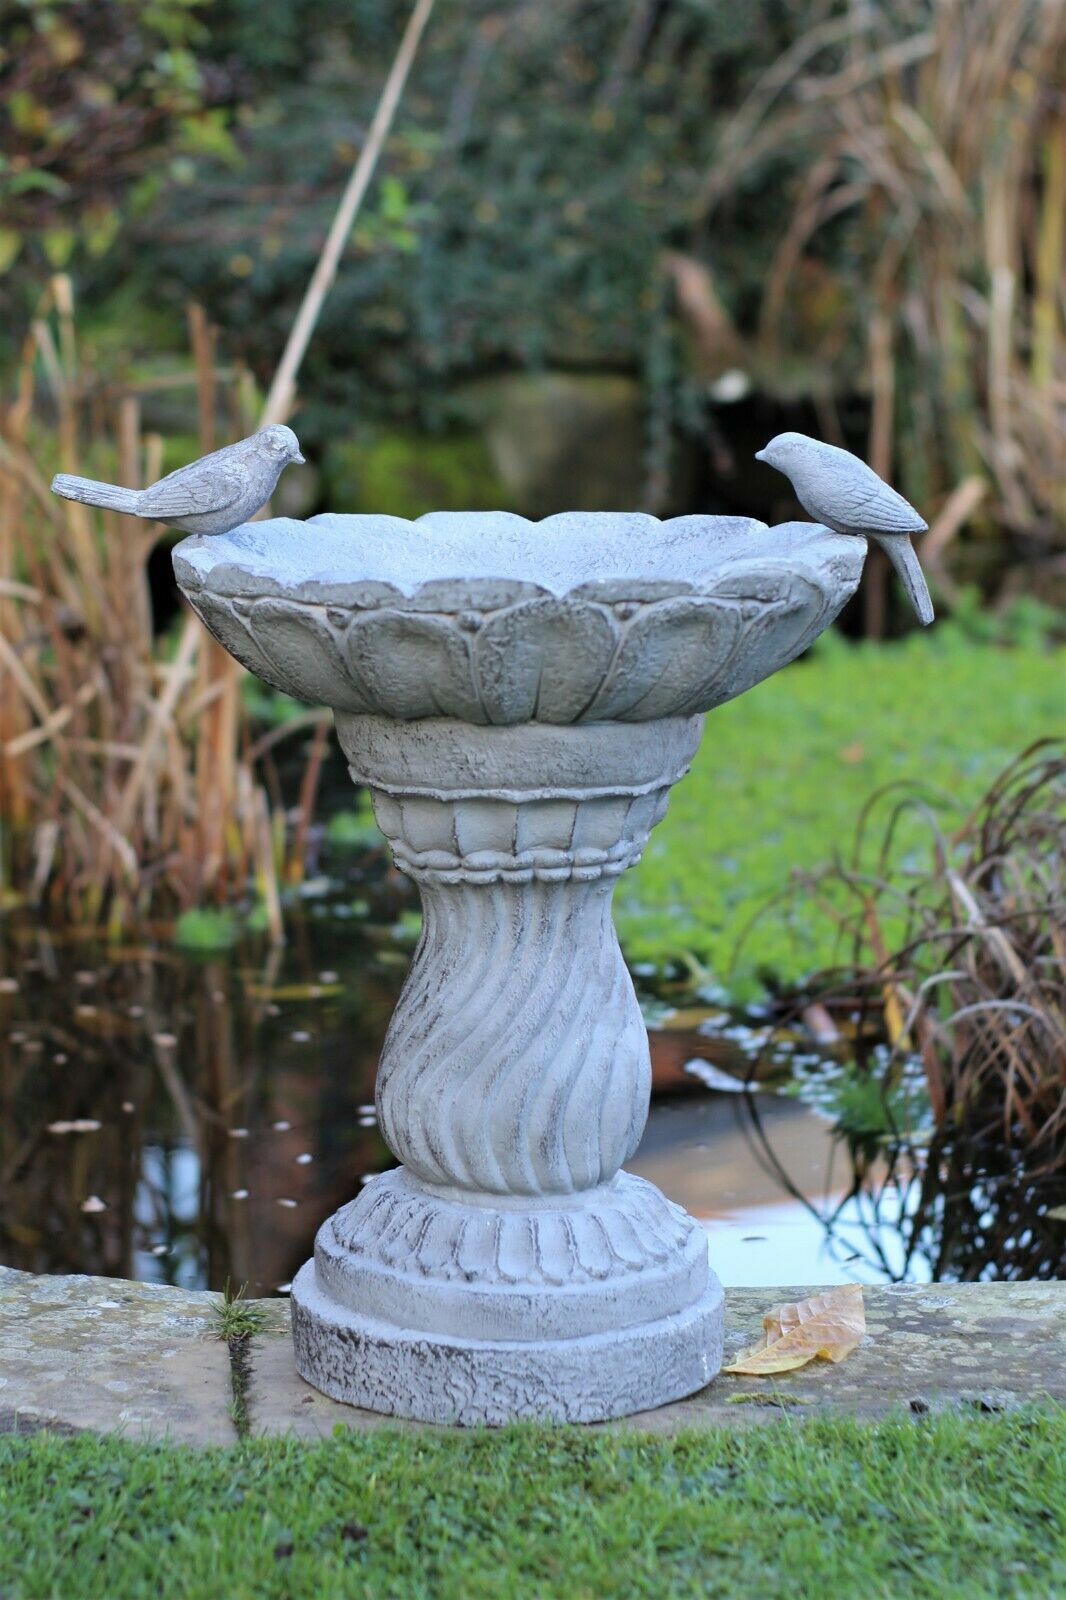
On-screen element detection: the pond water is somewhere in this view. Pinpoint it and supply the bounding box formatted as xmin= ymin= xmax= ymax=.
xmin=1 ymin=860 xmax=1061 ymax=1295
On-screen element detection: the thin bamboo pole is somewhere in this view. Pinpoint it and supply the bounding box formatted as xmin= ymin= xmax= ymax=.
xmin=260 ymin=0 xmax=438 ymax=426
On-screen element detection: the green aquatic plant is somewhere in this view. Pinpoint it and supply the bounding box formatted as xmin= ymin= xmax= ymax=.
xmin=172 ymin=907 xmax=239 ymax=953
xmin=781 ymin=742 xmax=1066 ymax=1173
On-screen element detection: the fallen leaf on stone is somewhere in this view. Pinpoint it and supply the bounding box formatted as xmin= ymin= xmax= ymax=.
xmin=723 ymin=1284 xmax=865 ymax=1376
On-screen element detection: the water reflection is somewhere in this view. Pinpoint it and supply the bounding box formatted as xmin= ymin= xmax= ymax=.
xmin=0 ymin=907 xmax=397 ymax=1296
xmin=0 ymin=901 xmax=1061 ymax=1292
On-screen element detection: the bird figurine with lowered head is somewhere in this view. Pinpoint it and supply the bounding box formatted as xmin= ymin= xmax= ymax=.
xmin=51 ymin=424 xmax=304 ymax=538
xmin=755 ymin=432 xmax=934 ymax=626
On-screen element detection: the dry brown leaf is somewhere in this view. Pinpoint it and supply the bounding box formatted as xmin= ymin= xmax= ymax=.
xmin=723 ymin=1285 xmax=866 ymax=1376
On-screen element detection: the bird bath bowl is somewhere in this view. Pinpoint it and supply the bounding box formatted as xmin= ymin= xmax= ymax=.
xmin=174 ymin=510 xmax=866 ymax=1423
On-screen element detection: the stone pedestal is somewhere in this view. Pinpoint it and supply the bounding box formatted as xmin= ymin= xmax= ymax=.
xmin=291 ymin=714 xmax=724 ymax=1423
xmin=175 ymin=505 xmax=872 ymax=1422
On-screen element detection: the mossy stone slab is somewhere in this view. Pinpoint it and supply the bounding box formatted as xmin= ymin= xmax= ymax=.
xmin=250 ymin=1281 xmax=1066 ymax=1437
xmin=0 ymin=1267 xmax=233 ymax=1444
xmin=2 ymin=1272 xmax=1063 ymax=1442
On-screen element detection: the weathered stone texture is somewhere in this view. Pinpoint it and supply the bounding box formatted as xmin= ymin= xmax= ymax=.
xmin=2 ymin=1273 xmax=1062 ymax=1443
xmin=0 ymin=1267 xmax=233 ymax=1443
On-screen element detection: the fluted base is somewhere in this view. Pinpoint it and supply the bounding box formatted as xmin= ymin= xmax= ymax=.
xmin=290 ymin=1167 xmax=723 ymax=1423
xmin=292 ymin=1266 xmax=723 ymax=1425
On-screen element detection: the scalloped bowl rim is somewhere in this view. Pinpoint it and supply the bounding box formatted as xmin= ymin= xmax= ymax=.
xmin=173 ymin=510 xmax=864 ymax=604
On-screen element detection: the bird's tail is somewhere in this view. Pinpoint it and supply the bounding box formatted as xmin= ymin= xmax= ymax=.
xmin=51 ymin=474 xmax=139 ymax=514
xmin=875 ymin=535 xmax=935 ymax=627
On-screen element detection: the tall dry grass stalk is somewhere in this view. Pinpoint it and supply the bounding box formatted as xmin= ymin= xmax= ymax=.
xmin=0 ymin=278 xmax=297 ymax=934
xmin=0 ymin=2 xmax=438 ymax=931
xmin=704 ymin=0 xmax=1065 ymax=613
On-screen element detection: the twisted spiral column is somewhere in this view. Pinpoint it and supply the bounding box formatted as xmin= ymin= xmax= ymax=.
xmin=379 ymin=875 xmax=647 ymax=1194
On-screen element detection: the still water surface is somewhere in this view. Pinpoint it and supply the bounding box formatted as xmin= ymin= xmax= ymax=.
xmin=1 ymin=875 xmax=1060 ymax=1294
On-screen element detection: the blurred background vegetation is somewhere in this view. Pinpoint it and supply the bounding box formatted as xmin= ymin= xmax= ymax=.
xmin=0 ymin=0 xmax=1063 ymax=936
xmin=4 ymin=0 xmax=1063 ymax=563
xmin=0 ymin=0 xmax=1063 ymax=1283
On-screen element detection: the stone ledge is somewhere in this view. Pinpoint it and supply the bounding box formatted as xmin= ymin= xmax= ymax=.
xmin=1 ymin=1267 xmax=1063 ymax=1444
xmin=0 ymin=1267 xmax=233 ymax=1445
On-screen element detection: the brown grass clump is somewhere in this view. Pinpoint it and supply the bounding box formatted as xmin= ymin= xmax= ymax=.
xmin=791 ymin=743 xmax=1066 ymax=1172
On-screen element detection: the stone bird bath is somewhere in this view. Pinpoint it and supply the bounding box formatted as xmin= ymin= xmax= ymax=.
xmin=174 ymin=509 xmax=866 ymax=1423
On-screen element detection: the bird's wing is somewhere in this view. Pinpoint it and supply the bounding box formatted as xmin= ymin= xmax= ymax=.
xmin=139 ymin=450 xmax=247 ymax=520
xmin=824 ymin=457 xmax=927 ymax=533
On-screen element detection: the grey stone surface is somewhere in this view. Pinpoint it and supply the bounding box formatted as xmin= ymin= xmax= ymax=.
xmin=170 ymin=502 xmax=874 ymax=1425
xmin=51 ymin=425 xmax=304 ymax=537
xmin=3 ymin=1273 xmax=1063 ymax=1441
xmin=173 ymin=513 xmax=864 ymax=723
xmin=292 ymin=1258 xmax=725 ymax=1426
xmin=0 ymin=1267 xmax=233 ymax=1443
xmin=631 ymin=1280 xmax=1066 ymax=1430
xmin=755 ymin=431 xmax=934 ymax=625
xmin=293 ymin=713 xmax=724 ymax=1422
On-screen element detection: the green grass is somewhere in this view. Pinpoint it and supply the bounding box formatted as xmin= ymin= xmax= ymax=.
xmin=214 ymin=1284 xmax=265 ymax=1439
xmin=214 ymin=1282 xmax=266 ymax=1345
xmin=1 ymin=1413 xmax=1062 ymax=1599
xmin=617 ymin=626 xmax=1065 ymax=992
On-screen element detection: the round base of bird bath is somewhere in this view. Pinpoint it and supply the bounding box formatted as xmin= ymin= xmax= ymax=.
xmin=291 ymin=1188 xmax=724 ymax=1426
xmin=290 ymin=712 xmax=724 ymax=1423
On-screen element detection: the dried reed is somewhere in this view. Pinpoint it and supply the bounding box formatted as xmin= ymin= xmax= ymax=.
xmin=786 ymin=744 xmax=1066 ymax=1170
xmin=0 ymin=4 xmax=437 ymax=930
xmin=703 ymin=0 xmax=1066 ymax=618
xmin=0 ymin=278 xmax=301 ymax=934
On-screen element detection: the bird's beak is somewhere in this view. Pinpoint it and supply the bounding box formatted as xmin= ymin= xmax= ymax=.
xmin=754 ymin=449 xmax=767 ymax=463
xmin=293 ymin=452 xmax=306 ymax=465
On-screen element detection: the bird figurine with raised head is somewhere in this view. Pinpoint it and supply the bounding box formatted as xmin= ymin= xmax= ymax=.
xmin=755 ymin=432 xmax=934 ymax=626
xmin=51 ymin=424 xmax=305 ymax=538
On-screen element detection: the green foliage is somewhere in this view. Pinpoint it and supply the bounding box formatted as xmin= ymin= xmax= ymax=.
xmin=787 ymin=1058 xmax=932 ymax=1164
xmin=214 ymin=1280 xmax=265 ymax=1343
xmin=947 ymin=590 xmax=1063 ymax=651
xmin=3 ymin=0 xmax=1059 ymax=579
xmin=172 ymin=907 xmax=238 ymax=952
xmin=0 ymin=0 xmax=231 ymax=305
xmin=1 ymin=1411 xmax=1063 ymax=1598
xmin=618 ymin=629 xmax=1066 ymax=993
xmin=2 ymin=1 xmax=799 ymax=429
xmin=239 ymin=678 xmax=308 ymax=728
xmin=324 ymin=804 xmax=383 ymax=851
xmin=243 ymin=900 xmax=273 ymax=934
xmin=324 ymin=430 xmax=504 ymax=519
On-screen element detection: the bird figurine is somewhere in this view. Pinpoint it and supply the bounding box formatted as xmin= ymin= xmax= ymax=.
xmin=51 ymin=424 xmax=305 ymax=537
xmin=755 ymin=432 xmax=934 ymax=626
